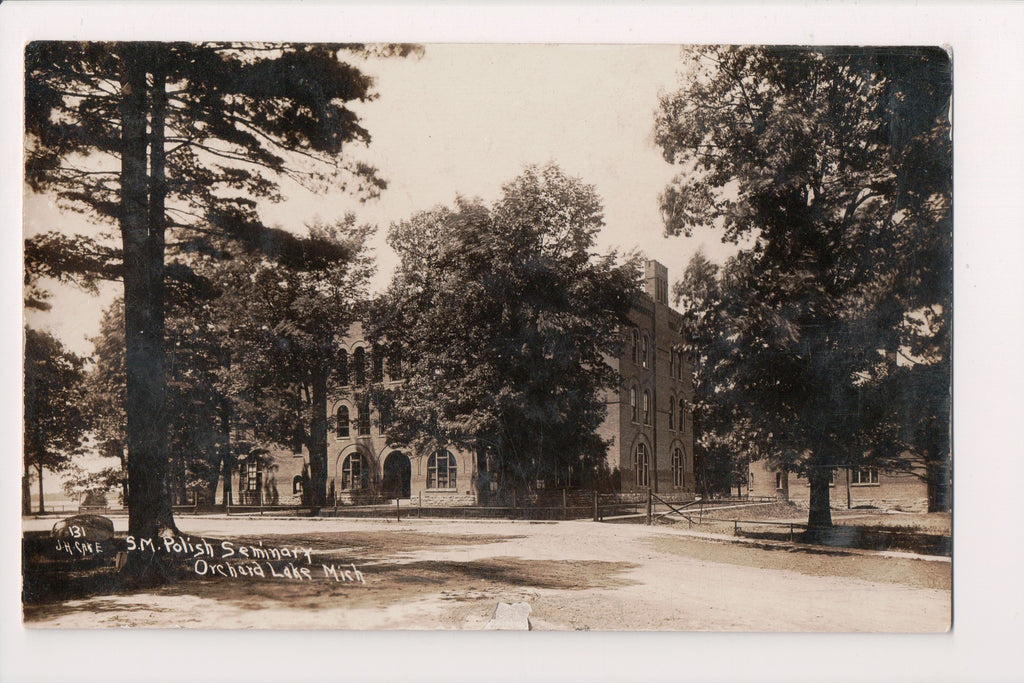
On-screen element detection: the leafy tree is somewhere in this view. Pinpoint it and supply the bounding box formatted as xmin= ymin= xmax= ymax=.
xmin=370 ymin=165 xmax=641 ymax=496
xmin=674 ymin=249 xmax=747 ymax=497
xmin=25 ymin=42 xmax=414 ymax=567
xmin=61 ymin=465 xmax=124 ymax=506
xmin=84 ymin=303 xmax=129 ymax=504
xmin=655 ymin=47 xmax=952 ymax=527
xmin=216 ymin=219 xmax=374 ymax=507
xmin=23 ymin=327 xmax=89 ymax=514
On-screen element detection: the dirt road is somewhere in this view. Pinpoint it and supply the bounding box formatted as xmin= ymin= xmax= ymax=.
xmin=23 ymin=516 xmax=950 ymax=631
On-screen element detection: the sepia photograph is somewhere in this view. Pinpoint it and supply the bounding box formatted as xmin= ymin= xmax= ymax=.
xmin=4 ymin=3 xmax=1024 ymax=683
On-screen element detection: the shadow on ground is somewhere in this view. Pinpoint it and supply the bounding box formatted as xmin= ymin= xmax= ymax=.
xmin=24 ymin=529 xmax=637 ymax=625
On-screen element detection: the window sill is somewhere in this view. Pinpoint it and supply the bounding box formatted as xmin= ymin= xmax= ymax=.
xmin=851 ymin=483 xmax=880 ymax=487
xmin=424 ymin=488 xmax=458 ymax=493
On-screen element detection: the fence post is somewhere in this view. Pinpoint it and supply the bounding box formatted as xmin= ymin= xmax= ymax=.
xmin=396 ymin=497 xmax=400 ymax=523
xmin=563 ymin=488 xmax=568 ymax=520
xmin=646 ymin=489 xmax=653 ymax=525
xmin=512 ymin=489 xmax=517 ymax=520
xmin=593 ymin=490 xmax=599 ymax=522
xmin=734 ymin=520 xmax=738 ymax=535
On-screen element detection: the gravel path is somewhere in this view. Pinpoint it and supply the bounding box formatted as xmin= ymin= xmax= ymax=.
xmin=23 ymin=515 xmax=950 ymax=631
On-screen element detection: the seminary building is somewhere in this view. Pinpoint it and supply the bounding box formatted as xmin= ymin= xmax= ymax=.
xmin=220 ymin=259 xmax=696 ymax=507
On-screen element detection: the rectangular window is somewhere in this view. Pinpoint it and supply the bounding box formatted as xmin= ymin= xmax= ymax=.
xmin=246 ymin=461 xmax=258 ymax=492
xmin=357 ymin=397 xmax=370 ymax=436
xmin=851 ymin=468 xmax=879 ymax=485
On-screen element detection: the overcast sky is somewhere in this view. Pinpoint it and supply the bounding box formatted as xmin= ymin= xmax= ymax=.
xmin=24 ymin=44 xmax=733 ymax=357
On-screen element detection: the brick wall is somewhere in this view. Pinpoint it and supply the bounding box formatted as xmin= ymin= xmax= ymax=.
xmin=748 ymin=458 xmax=929 ymax=512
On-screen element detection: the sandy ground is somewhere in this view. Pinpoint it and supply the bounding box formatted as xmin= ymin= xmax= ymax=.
xmin=22 ymin=515 xmax=950 ymax=631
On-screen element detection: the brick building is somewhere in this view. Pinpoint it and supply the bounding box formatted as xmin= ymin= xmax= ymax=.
xmin=746 ymin=458 xmax=930 ymax=512
xmin=225 ymin=259 xmax=695 ymax=506
xmin=601 ymin=260 xmax=696 ymax=497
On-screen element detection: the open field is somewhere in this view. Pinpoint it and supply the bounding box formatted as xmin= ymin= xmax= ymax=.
xmin=22 ymin=515 xmax=950 ymax=631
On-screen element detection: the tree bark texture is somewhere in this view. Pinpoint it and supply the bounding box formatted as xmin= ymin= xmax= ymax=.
xmin=806 ymin=465 xmax=834 ymax=530
xmin=219 ymin=398 xmax=233 ymax=508
xmin=22 ymin=467 xmax=32 ymax=516
xmin=36 ymin=463 xmax=45 ymax=514
xmin=120 ymin=45 xmax=177 ymax=559
xmin=927 ymin=451 xmax=952 ymax=513
xmin=309 ymin=373 xmax=329 ymax=507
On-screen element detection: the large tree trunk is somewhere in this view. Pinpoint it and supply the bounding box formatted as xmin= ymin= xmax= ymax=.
xmin=309 ymin=373 xmax=329 ymax=507
xmin=120 ymin=45 xmax=176 ymax=581
xmin=117 ymin=447 xmax=129 ymax=507
xmin=23 ymin=463 xmax=32 ymax=516
xmin=806 ymin=465 xmax=833 ymax=530
xmin=927 ymin=449 xmax=952 ymax=513
xmin=36 ymin=463 xmax=45 ymax=514
xmin=219 ymin=398 xmax=233 ymax=508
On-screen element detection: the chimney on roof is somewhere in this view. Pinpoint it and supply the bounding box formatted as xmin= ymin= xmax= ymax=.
xmin=645 ymin=259 xmax=668 ymax=305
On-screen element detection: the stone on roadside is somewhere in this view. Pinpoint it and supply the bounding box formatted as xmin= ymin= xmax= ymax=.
xmin=51 ymin=514 xmax=115 ymax=541
xmin=484 ymin=602 xmax=532 ymax=630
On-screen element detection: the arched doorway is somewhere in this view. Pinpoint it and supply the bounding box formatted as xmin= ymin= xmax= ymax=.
xmin=382 ymin=451 xmax=411 ymax=499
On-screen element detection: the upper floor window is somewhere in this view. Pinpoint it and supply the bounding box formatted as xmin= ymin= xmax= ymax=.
xmin=668 ymin=396 xmax=675 ymax=431
xmin=427 ymin=450 xmax=457 ymax=489
xmin=679 ymin=399 xmax=687 ymax=432
xmin=353 ymin=347 xmax=366 ymax=385
xmin=630 ymin=328 xmax=639 ymax=364
xmin=673 ymin=349 xmax=685 ymax=379
xmin=672 ymin=447 xmax=684 ymax=487
xmin=387 ymin=346 xmax=402 ymax=381
xmin=630 ymin=386 xmax=639 ymax=423
xmin=371 ymin=344 xmax=384 ymax=382
xmin=338 ymin=349 xmax=349 ymax=386
xmin=357 ymin=396 xmax=370 ymax=436
xmin=336 ymin=405 xmax=350 ymax=438
xmin=642 ymin=390 xmax=651 ymax=425
xmin=641 ymin=335 xmax=650 ymax=368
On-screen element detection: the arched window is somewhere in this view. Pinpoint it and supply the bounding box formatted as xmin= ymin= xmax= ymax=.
xmin=631 ymin=328 xmax=639 ymax=364
xmin=387 ymin=346 xmax=402 ymax=381
xmin=338 ymin=349 xmax=349 ymax=386
xmin=244 ymin=457 xmax=261 ymax=493
xmin=642 ymin=390 xmax=651 ymax=425
xmin=353 ymin=347 xmax=366 ymax=385
xmin=630 ymin=386 xmax=638 ymax=423
xmin=668 ymin=396 xmax=675 ymax=431
xmin=679 ymin=398 xmax=687 ymax=432
xmin=635 ymin=443 xmax=650 ymax=487
xmin=378 ymin=401 xmax=391 ymax=434
xmin=427 ymin=450 xmax=457 ymax=489
xmin=336 ymin=406 xmax=350 ymax=438
xmin=669 ymin=347 xmax=675 ymax=378
xmin=371 ymin=344 xmax=384 ymax=382
xmin=357 ymin=395 xmax=370 ymax=435
xmin=240 ymin=455 xmax=263 ymax=505
xmin=341 ymin=452 xmax=364 ymax=490
xmin=672 ymin=448 xmax=684 ymax=487
xmin=642 ymin=335 xmax=650 ymax=368
xmin=293 ymin=475 xmax=304 ymax=495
